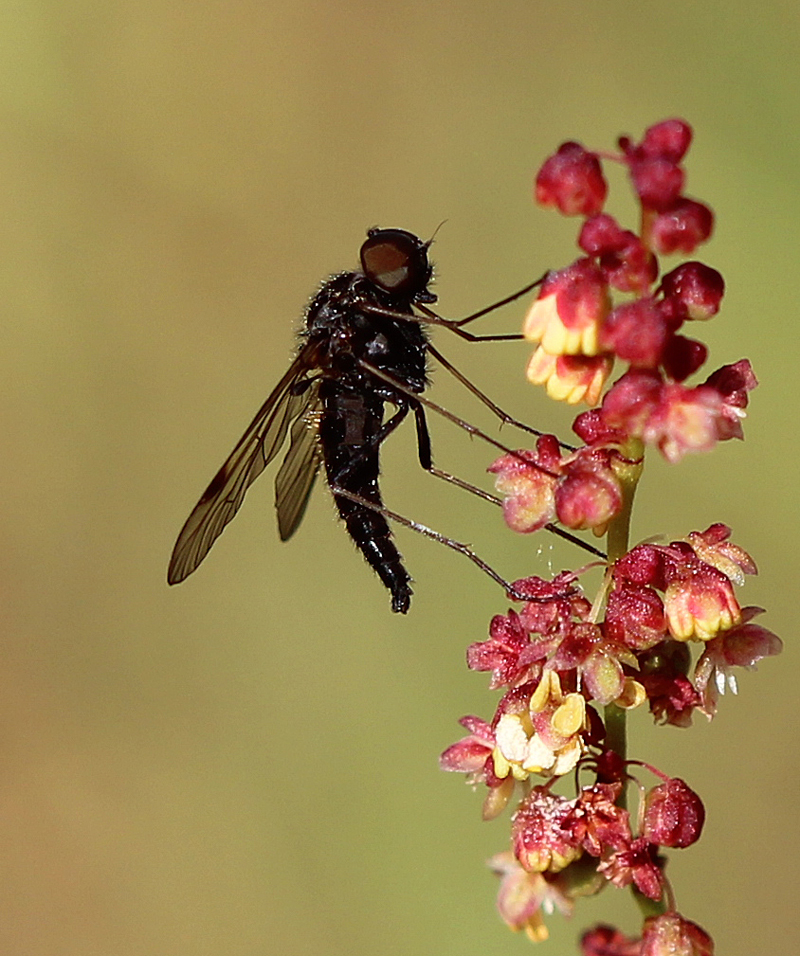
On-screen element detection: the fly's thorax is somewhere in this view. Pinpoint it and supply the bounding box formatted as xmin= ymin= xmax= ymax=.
xmin=304 ymin=272 xmax=358 ymax=335
xmin=303 ymin=270 xmax=428 ymax=396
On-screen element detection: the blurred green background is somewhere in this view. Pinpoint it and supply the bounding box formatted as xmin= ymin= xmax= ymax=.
xmin=2 ymin=1 xmax=798 ymax=954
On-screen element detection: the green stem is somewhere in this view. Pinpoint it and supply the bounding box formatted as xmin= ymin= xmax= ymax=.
xmin=603 ymin=702 xmax=627 ymax=781
xmin=605 ymin=438 xmax=644 ymax=565
xmin=602 ymin=439 xmax=644 ymax=795
xmin=601 ymin=440 xmax=667 ymax=919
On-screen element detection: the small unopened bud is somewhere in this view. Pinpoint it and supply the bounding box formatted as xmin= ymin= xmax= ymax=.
xmin=605 ymin=583 xmax=667 ymax=650
xmin=661 ymin=336 xmax=708 ymax=382
xmin=649 ymin=199 xmax=714 ymax=255
xmin=661 ymin=262 xmax=725 ymax=320
xmin=535 ymin=142 xmax=608 ymax=216
xmin=639 ymin=119 xmax=693 ymax=163
xmin=642 ymin=778 xmax=705 ymax=848
xmin=581 ymin=923 xmax=641 ymax=956
xmin=600 ymin=299 xmax=668 ymax=367
xmin=601 ymin=237 xmax=659 ymax=295
xmin=579 ymin=213 xmax=629 ymax=256
xmin=630 ymin=157 xmax=685 ymax=211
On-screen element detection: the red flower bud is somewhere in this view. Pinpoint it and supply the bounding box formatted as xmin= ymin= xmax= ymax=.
xmin=601 ymin=239 xmax=659 ymax=295
xmin=662 ymin=335 xmax=708 ymax=382
xmin=600 ymin=299 xmax=668 ymax=367
xmin=704 ymin=358 xmax=757 ymax=411
xmin=579 ymin=214 xmax=629 ymax=256
xmin=572 ymin=408 xmax=629 ymax=447
xmin=535 ymin=142 xmax=608 ymax=216
xmin=660 ymin=262 xmax=725 ymax=320
xmin=630 ymin=157 xmax=685 ymax=211
xmin=649 ymin=199 xmax=714 ymax=255
xmin=581 ymin=924 xmax=642 ymax=956
xmin=600 ymin=370 xmax=663 ymax=436
xmin=615 ymin=543 xmax=668 ymax=590
xmin=605 ymin=583 xmax=667 ymax=650
xmin=639 ymin=119 xmax=693 ymax=163
xmin=642 ymin=778 xmax=705 ymax=848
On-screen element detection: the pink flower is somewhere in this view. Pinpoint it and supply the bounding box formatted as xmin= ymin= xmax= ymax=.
xmin=598 ymin=837 xmax=664 ymax=901
xmin=526 ymin=349 xmax=612 ymax=405
xmin=511 ymin=786 xmax=583 ymax=873
xmin=563 ymin=783 xmax=632 ymax=856
xmin=694 ymin=606 xmax=783 ymax=717
xmin=489 ymin=851 xmax=575 ymax=942
xmin=467 ymin=611 xmax=538 ymax=689
xmin=488 ymin=436 xmax=561 ymax=533
xmin=663 ymin=555 xmax=741 ymax=642
xmin=439 ymin=716 xmax=515 ymax=820
xmin=523 ymin=259 xmax=611 ymax=356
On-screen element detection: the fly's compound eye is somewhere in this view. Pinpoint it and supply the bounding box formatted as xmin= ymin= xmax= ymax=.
xmin=360 ymin=228 xmax=431 ymax=298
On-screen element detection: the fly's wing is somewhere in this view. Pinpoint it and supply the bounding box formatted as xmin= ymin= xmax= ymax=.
xmin=275 ymin=391 xmax=323 ymax=541
xmin=167 ymin=345 xmax=319 ymax=585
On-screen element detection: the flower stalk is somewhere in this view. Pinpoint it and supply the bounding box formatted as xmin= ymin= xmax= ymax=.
xmin=439 ymin=120 xmax=781 ymax=954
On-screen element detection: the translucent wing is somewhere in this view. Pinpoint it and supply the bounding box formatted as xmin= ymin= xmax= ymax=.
xmin=275 ymin=393 xmax=323 ymax=541
xmin=167 ymin=344 xmax=320 ymax=585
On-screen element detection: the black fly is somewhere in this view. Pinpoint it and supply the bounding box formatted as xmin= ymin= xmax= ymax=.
xmin=167 ymin=227 xmax=573 ymax=612
xmin=168 ymin=228 xmax=444 ymax=612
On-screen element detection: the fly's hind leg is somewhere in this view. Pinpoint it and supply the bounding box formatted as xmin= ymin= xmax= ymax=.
xmin=409 ymin=401 xmax=604 ymax=559
xmin=328 ymin=485 xmax=581 ymax=604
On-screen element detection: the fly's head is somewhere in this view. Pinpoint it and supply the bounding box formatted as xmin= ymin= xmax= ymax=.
xmin=360 ymin=228 xmax=437 ymax=305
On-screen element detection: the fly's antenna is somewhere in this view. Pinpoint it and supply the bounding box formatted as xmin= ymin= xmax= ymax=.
xmin=424 ymin=220 xmax=448 ymax=250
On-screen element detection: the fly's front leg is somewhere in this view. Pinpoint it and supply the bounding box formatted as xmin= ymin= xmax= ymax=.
xmin=358 ymin=273 xmax=548 ymax=341
xmin=420 ymin=272 xmax=548 ymax=329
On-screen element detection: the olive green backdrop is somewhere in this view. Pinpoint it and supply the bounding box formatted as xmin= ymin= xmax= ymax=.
xmin=2 ymin=2 xmax=797 ymax=954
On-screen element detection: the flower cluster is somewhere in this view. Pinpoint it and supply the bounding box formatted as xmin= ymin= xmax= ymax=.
xmin=439 ymin=122 xmax=780 ymax=954
xmin=489 ymin=434 xmax=624 ymax=537
xmin=527 ymin=119 xmax=756 ymax=464
xmin=466 ymin=762 xmax=707 ymax=944
xmin=442 ymin=531 xmax=779 ymax=943
xmin=441 ymin=523 xmax=778 ymax=807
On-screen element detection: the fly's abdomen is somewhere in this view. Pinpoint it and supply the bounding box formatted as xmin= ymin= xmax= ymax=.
xmin=319 ymin=386 xmax=413 ymax=613
xmin=334 ymin=488 xmax=413 ymax=614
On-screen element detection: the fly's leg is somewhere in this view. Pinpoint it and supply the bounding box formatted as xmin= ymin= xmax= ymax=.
xmin=410 ymin=400 xmax=605 ymax=560
xmin=441 ymin=274 xmax=549 ymax=328
xmin=358 ymin=359 xmax=562 ymax=477
xmin=359 ymin=272 xmax=548 ymax=341
xmin=328 ymin=403 xmax=409 ymax=487
xmin=328 ymin=486 xmax=580 ymax=604
xmin=425 ymin=342 xmax=575 ymax=449
xmin=411 ymin=401 xmax=432 ymax=470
